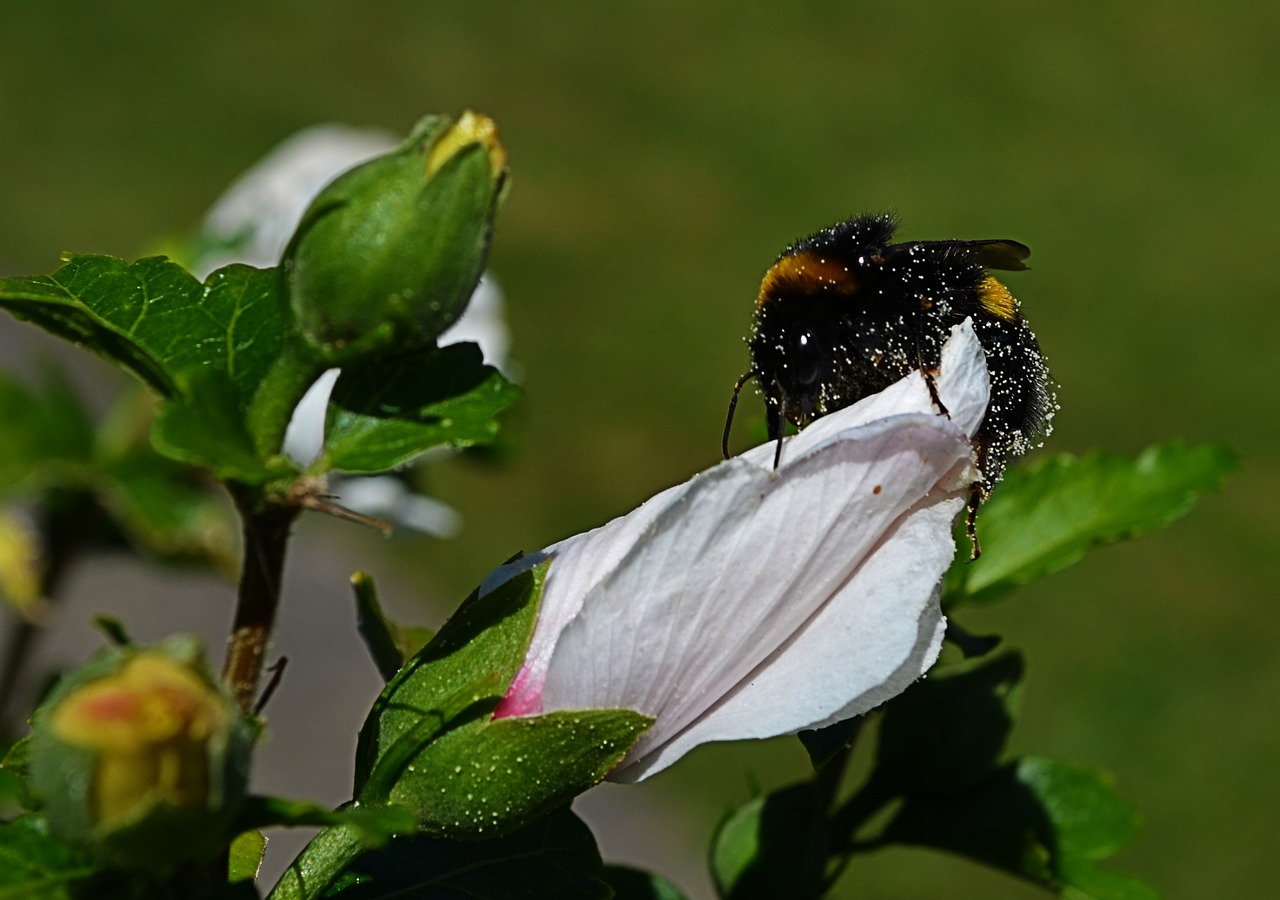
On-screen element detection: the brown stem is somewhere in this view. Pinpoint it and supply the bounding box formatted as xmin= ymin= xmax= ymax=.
xmin=223 ymin=484 xmax=299 ymax=713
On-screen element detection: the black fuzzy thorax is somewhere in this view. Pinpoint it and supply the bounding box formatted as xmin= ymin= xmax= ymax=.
xmin=748 ymin=213 xmax=1054 ymax=481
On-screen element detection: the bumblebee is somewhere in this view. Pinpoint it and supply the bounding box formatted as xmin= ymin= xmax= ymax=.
xmin=724 ymin=213 xmax=1055 ymax=550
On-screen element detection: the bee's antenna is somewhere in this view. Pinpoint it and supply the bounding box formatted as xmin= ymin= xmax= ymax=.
xmin=722 ymin=369 xmax=758 ymax=459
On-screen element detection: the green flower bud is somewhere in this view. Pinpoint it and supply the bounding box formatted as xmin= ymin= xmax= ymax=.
xmin=283 ymin=111 xmax=509 ymax=363
xmin=29 ymin=637 xmax=252 ymax=870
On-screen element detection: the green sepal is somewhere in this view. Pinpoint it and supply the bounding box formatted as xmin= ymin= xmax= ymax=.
xmin=382 ymin=707 xmax=651 ymax=838
xmin=947 ymin=442 xmax=1236 ymax=607
xmin=353 ymin=560 xmax=548 ymax=798
xmin=353 ymin=559 xmax=650 ymax=838
xmin=321 ymin=342 xmax=520 ymax=475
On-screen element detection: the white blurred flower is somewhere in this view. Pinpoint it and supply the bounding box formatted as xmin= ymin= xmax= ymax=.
xmin=492 ymin=321 xmax=989 ymax=782
xmin=195 ymin=124 xmax=398 ymax=277
xmin=194 ymin=124 xmax=514 ymax=536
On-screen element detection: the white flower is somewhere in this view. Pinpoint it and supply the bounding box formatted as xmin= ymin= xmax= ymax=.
xmin=493 ymin=320 xmax=989 ymax=781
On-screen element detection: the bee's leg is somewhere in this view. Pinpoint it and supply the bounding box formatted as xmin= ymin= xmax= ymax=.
xmin=912 ymin=304 xmax=949 ymax=418
xmin=766 ymin=398 xmax=784 ymax=471
xmin=965 ymin=483 xmax=984 ymax=561
xmin=722 ymin=369 xmax=757 ymax=459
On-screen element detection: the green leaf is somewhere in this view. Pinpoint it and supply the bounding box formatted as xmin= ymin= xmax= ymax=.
xmin=0 ymin=815 xmax=95 ymax=898
xmin=710 ymin=784 xmax=829 ymax=900
xmin=228 ymin=830 xmax=266 ymax=883
xmin=946 ymin=443 xmax=1236 ymax=606
xmin=601 ymin=866 xmax=689 ymax=900
xmin=870 ymin=652 xmax=1024 ymax=795
xmin=234 ymin=796 xmax=416 ymax=846
xmin=323 ymin=342 xmax=519 ymax=474
xmin=316 ymin=807 xmax=609 ymax=899
xmin=151 ymin=368 xmax=281 ymax=483
xmin=351 ymin=571 xmax=434 ymax=682
xmin=0 ymin=257 xmax=286 ymax=405
xmin=95 ymin=449 xmax=238 ymax=574
xmin=878 ymin=756 xmax=1153 ymax=897
xmin=1 ymin=738 xmax=35 ymax=812
xmin=0 ymin=367 xmax=94 ymax=497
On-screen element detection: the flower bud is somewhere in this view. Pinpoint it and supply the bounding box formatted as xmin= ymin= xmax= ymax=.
xmin=29 ymin=637 xmax=251 ymax=870
xmin=283 ymin=111 xmax=509 ymax=363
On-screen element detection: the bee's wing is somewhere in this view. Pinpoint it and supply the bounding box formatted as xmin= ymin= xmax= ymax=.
xmin=949 ymin=239 xmax=1031 ymax=271
xmin=903 ymin=238 xmax=1030 ymax=271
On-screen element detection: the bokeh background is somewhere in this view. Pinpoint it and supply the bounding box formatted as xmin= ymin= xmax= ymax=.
xmin=2 ymin=2 xmax=1277 ymax=896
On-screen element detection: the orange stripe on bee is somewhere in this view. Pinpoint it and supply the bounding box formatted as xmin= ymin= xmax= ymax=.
xmin=976 ymin=274 xmax=1019 ymax=322
xmin=758 ymin=249 xmax=859 ymax=307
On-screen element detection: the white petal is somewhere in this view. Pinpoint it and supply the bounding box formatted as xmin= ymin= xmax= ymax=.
xmin=614 ymin=498 xmax=959 ymax=781
xmin=538 ymin=412 xmax=974 ymax=773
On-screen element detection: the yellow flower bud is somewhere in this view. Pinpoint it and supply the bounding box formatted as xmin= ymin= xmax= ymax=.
xmin=30 ymin=638 xmax=251 ymax=870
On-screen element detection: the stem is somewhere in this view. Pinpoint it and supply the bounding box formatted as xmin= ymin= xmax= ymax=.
xmin=266 ymin=823 xmax=367 ymax=900
xmin=244 ymin=338 xmax=327 ymax=460
xmin=222 ymin=483 xmax=299 ymax=713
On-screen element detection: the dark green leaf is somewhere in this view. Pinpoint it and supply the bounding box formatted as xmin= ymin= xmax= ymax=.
xmin=351 ymin=571 xmax=433 ymax=682
xmin=323 ymin=342 xmax=519 ymax=474
xmin=0 ymin=814 xmax=95 ymax=898
xmin=878 ymin=756 xmax=1152 ymax=897
xmin=601 ymin=866 xmax=689 ymax=900
xmin=871 ymin=652 xmax=1024 ymax=795
xmin=317 ymin=807 xmax=609 ymax=899
xmin=946 ymin=443 xmax=1236 ymax=606
xmin=798 ymin=716 xmax=864 ymax=770
xmin=0 ymin=367 xmax=94 ymax=496
xmin=710 ymin=784 xmax=829 ymax=900
xmin=151 ymin=368 xmax=281 ymax=483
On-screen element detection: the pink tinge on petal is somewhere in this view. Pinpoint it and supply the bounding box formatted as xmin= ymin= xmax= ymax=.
xmin=493 ymin=666 xmax=545 ymax=719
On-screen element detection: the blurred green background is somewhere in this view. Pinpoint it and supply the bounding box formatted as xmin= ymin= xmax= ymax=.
xmin=2 ymin=2 xmax=1276 ymax=896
